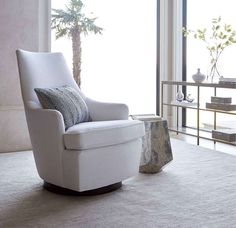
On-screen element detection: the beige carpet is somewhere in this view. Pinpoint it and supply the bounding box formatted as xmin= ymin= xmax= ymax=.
xmin=1 ymin=139 xmax=236 ymax=228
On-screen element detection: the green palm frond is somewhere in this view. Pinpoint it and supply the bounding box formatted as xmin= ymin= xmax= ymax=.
xmin=51 ymin=0 xmax=103 ymax=39
xmin=55 ymin=27 xmax=70 ymax=39
xmin=69 ymin=0 xmax=84 ymax=12
xmin=52 ymin=10 xmax=75 ymax=25
xmin=81 ymin=17 xmax=103 ymax=35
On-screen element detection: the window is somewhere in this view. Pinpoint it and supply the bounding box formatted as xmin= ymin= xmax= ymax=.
xmin=51 ymin=0 xmax=157 ymax=115
xmin=184 ymin=0 xmax=236 ymax=130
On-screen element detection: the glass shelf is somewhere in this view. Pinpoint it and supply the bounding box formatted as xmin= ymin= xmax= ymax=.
xmin=163 ymin=102 xmax=236 ymax=115
xmin=161 ymin=81 xmax=236 ymax=146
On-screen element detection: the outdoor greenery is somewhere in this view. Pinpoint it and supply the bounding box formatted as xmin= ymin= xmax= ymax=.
xmin=183 ymin=17 xmax=236 ymax=81
xmin=51 ymin=0 xmax=103 ymax=87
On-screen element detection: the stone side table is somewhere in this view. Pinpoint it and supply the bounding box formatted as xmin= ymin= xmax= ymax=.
xmin=132 ymin=115 xmax=173 ymax=173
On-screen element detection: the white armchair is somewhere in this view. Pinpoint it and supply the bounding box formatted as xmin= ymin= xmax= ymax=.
xmin=16 ymin=50 xmax=145 ymax=194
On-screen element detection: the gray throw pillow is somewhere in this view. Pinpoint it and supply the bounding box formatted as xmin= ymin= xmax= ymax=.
xmin=34 ymin=86 xmax=91 ymax=130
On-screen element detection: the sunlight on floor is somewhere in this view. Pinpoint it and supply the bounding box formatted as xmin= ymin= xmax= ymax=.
xmin=170 ymin=133 xmax=236 ymax=156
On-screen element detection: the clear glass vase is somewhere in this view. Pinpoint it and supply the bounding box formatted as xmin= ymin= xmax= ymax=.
xmin=207 ymin=62 xmax=221 ymax=83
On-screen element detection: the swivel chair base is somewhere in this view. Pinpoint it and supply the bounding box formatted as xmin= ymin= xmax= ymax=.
xmin=43 ymin=181 xmax=122 ymax=196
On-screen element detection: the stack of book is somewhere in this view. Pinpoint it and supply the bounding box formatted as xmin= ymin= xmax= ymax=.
xmin=130 ymin=114 xmax=162 ymax=121
xmin=206 ymin=96 xmax=236 ymax=111
xmin=219 ymin=77 xmax=236 ymax=86
xmin=212 ymin=129 xmax=236 ymax=142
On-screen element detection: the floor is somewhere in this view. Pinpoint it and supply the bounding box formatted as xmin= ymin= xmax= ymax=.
xmin=1 ymin=138 xmax=236 ymax=227
xmin=170 ymin=132 xmax=236 ymax=156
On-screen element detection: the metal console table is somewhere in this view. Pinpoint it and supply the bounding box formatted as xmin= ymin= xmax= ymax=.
xmin=161 ymin=81 xmax=236 ymax=146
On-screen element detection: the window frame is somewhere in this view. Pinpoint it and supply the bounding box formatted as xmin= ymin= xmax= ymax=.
xmin=182 ymin=0 xmax=187 ymax=127
xmin=156 ymin=0 xmax=161 ymax=115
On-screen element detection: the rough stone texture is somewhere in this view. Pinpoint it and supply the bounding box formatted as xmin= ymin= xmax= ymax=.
xmin=140 ymin=120 xmax=173 ymax=173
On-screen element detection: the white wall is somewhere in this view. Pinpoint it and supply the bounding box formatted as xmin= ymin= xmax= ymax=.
xmin=0 ymin=0 xmax=50 ymax=152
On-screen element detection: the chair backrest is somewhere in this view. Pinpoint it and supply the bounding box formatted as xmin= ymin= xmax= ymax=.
xmin=16 ymin=50 xmax=81 ymax=186
xmin=16 ymin=49 xmax=80 ymax=109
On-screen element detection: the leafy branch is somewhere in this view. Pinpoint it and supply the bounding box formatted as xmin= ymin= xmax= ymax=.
xmin=183 ymin=17 xmax=236 ymax=81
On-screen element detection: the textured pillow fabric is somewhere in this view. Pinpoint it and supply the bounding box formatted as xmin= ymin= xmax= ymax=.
xmin=34 ymin=86 xmax=91 ymax=129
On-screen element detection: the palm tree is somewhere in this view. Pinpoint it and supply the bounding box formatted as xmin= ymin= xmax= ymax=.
xmin=51 ymin=0 xmax=103 ymax=87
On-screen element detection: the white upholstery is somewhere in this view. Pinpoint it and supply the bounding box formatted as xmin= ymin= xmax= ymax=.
xmin=63 ymin=139 xmax=142 ymax=191
xmin=16 ymin=49 xmax=145 ymax=192
xmin=64 ymin=120 xmax=144 ymax=150
xmin=85 ymin=97 xmax=129 ymax=121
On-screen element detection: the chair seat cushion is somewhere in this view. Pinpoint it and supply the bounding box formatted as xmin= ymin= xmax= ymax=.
xmin=64 ymin=120 xmax=145 ymax=150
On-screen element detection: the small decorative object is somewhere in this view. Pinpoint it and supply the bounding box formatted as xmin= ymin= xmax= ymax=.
xmin=183 ymin=17 xmax=236 ymax=82
xmin=186 ymin=94 xmax=194 ymax=103
xmin=176 ymin=89 xmax=184 ymax=102
xmin=192 ymin=68 xmax=206 ymax=83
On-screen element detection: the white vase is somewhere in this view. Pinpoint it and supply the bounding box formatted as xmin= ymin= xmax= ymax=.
xmin=192 ymin=68 xmax=206 ymax=83
xmin=186 ymin=93 xmax=194 ymax=103
xmin=176 ymin=89 xmax=184 ymax=102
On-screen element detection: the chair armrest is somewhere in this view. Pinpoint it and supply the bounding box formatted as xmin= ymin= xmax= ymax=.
xmin=27 ymin=101 xmax=65 ymax=136
xmin=26 ymin=101 xmax=65 ymax=186
xmin=85 ymin=98 xmax=129 ymax=121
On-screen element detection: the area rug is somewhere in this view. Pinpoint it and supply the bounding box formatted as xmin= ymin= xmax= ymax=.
xmin=1 ymin=139 xmax=236 ymax=228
